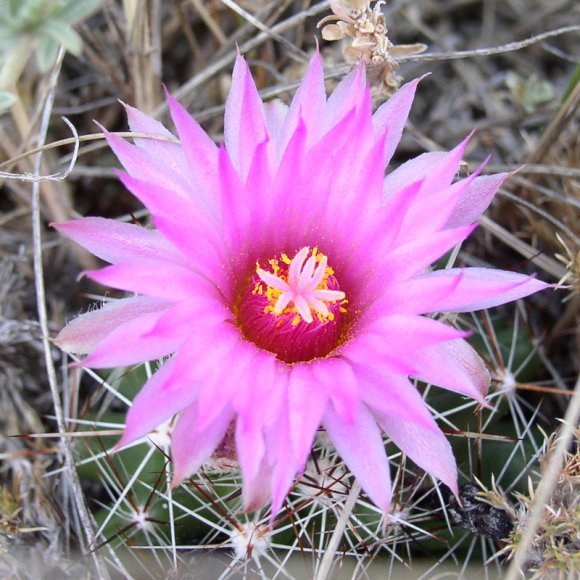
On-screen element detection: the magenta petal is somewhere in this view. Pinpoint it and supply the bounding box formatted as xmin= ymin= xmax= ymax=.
xmin=151 ymin=214 xmax=227 ymax=290
xmin=401 ymin=340 xmax=490 ymax=403
xmin=288 ymin=365 xmax=328 ymax=468
xmin=118 ymin=172 xmax=218 ymax=238
xmin=395 ymin=159 xmax=486 ymax=240
xmin=372 ymin=224 xmax=476 ymax=284
xmin=237 ymin=140 xmax=279 ymax=253
xmin=311 ymin=358 xmax=359 ymax=423
xmin=264 ymin=100 xmax=289 ymax=150
xmin=242 ymin=455 xmax=273 ymax=513
xmin=370 ymin=268 xmax=548 ymax=317
xmin=124 ymin=103 xmax=189 ymax=182
xmin=359 ymin=314 xmax=469 ymax=354
xmin=104 ymin=130 xmax=193 ymax=200
xmin=281 ymin=50 xmax=326 ymax=150
xmin=234 ymin=353 xmax=280 ymax=482
xmin=53 ymin=217 xmax=188 ymax=266
xmin=348 ymin=363 xmax=439 ymax=431
xmin=318 ymin=125 xmax=385 ymax=242
xmin=79 ymin=309 xmax=180 ymax=368
xmin=279 ymin=115 xmax=347 ymax=241
xmin=233 ymin=356 xmax=284 ymax=436
xmin=373 ymin=179 xmax=424 ymax=247
xmin=224 ymin=53 xmax=268 ymax=178
xmin=266 ymin=406 xmax=299 ymax=519
xmin=172 ymin=402 xmax=235 ymax=486
xmin=145 ymin=299 xmax=228 ymax=344
xmin=163 ymin=325 xmax=246 ymax=433
xmin=446 ymin=172 xmax=509 ymax=228
xmin=236 ymin=415 xmax=265 ymax=487
xmin=377 ymin=413 xmax=458 ymax=496
xmin=325 ymin=62 xmax=366 ymax=129
xmin=218 ymin=143 xmax=253 ymax=250
xmin=420 ymin=134 xmax=471 ymax=189
xmin=437 ymin=339 xmax=491 ymax=400
xmin=270 ymin=459 xmax=296 ymax=521
xmin=125 ymin=102 xmax=175 ymax=138
xmin=86 ymin=259 xmax=217 ymax=302
xmin=373 ymin=76 xmax=422 ymax=167
xmin=324 ymin=403 xmax=392 ymax=512
xmin=193 ymin=338 xmax=259 ymax=433
xmin=165 ymin=90 xmax=219 ymax=209
xmin=116 ymin=174 xmax=227 ymax=288
xmin=368 ymin=273 xmax=465 ymax=317
xmin=55 ymin=296 xmax=168 ymax=354
xmin=423 ymin=268 xmax=550 ymax=312
xmin=396 ymin=136 xmax=471 ymax=241
xmin=384 ymin=151 xmax=447 ymax=196
xmin=117 ymin=359 xmax=198 ymax=450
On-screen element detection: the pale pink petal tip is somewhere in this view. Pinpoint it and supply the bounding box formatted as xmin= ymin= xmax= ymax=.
xmin=373 ymin=75 xmax=426 ymax=166
xmin=379 ymin=414 xmax=459 ymax=497
xmin=171 ymin=404 xmax=234 ymax=488
xmin=324 ymin=404 xmax=392 ymax=512
xmin=433 ymin=270 xmax=550 ymax=313
xmin=55 ymin=297 xmax=165 ymax=354
xmin=446 ymin=171 xmax=510 ymax=228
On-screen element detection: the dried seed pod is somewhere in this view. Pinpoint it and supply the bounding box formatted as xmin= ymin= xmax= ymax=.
xmin=318 ymin=0 xmax=427 ymax=94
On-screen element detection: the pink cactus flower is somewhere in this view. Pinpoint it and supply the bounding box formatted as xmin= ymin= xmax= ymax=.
xmin=54 ymin=52 xmax=548 ymax=518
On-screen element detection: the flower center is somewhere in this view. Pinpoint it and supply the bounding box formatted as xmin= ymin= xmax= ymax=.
xmin=236 ymin=247 xmax=347 ymax=363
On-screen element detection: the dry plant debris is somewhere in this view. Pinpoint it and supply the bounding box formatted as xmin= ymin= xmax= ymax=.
xmin=473 ymin=428 xmax=580 ymax=578
xmin=318 ymin=0 xmax=427 ymax=93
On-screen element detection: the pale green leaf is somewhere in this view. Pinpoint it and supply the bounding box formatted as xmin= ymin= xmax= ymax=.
xmin=60 ymin=0 xmax=102 ymax=24
xmin=38 ymin=19 xmax=83 ymax=55
xmin=35 ymin=35 xmax=59 ymax=72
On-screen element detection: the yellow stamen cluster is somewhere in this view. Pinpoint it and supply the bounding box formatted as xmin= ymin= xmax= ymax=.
xmin=254 ymin=248 xmax=345 ymax=325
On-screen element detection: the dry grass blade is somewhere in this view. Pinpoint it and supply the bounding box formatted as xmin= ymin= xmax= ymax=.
xmin=479 ymin=215 xmax=566 ymax=280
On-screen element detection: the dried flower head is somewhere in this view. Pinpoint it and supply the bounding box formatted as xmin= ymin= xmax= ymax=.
xmin=318 ymin=0 xmax=427 ymax=93
xmin=54 ymin=52 xmax=548 ymax=520
xmin=554 ymin=232 xmax=580 ymax=299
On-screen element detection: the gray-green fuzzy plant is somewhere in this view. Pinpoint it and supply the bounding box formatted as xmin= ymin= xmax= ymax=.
xmin=0 ymin=0 xmax=101 ymax=110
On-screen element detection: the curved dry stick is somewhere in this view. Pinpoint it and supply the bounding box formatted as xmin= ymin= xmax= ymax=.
xmin=0 ymin=131 xmax=176 ymax=171
xmin=0 ymin=117 xmax=79 ymax=182
xmin=399 ymin=25 xmax=580 ymax=62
